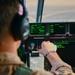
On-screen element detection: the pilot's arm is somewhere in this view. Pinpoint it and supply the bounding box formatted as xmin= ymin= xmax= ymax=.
xmin=31 ymin=41 xmax=73 ymax=75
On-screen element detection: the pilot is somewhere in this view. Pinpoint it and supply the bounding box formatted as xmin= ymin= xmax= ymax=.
xmin=0 ymin=0 xmax=73 ymax=75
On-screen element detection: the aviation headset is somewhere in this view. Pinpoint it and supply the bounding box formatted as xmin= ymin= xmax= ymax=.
xmin=10 ymin=0 xmax=29 ymax=41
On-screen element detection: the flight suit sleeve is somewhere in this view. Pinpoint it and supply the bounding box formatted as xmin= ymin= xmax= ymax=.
xmin=31 ymin=61 xmax=73 ymax=75
xmin=51 ymin=61 xmax=73 ymax=75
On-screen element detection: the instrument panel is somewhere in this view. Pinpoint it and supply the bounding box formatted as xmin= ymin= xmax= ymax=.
xmin=19 ymin=22 xmax=75 ymax=71
xmin=29 ymin=22 xmax=75 ymax=38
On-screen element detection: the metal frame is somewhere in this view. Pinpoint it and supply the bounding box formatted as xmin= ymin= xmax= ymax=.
xmin=36 ymin=0 xmax=44 ymax=22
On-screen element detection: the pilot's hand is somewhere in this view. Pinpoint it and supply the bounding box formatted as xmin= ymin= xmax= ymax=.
xmin=38 ymin=41 xmax=57 ymax=56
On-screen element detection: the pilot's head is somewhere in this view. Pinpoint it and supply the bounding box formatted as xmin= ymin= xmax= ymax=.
xmin=0 ymin=0 xmax=29 ymax=51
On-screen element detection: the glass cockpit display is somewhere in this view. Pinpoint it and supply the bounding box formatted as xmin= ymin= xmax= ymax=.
xmin=30 ymin=23 xmax=46 ymax=36
xmin=30 ymin=22 xmax=67 ymax=37
xmin=29 ymin=22 xmax=75 ymax=37
xmin=49 ymin=23 xmax=65 ymax=34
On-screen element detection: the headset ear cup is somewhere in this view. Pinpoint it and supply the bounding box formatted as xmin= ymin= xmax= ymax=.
xmin=10 ymin=2 xmax=29 ymax=41
xmin=10 ymin=12 xmax=29 ymax=41
xmin=21 ymin=16 xmax=29 ymax=40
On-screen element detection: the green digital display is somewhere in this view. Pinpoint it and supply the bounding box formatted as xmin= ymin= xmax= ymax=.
xmin=54 ymin=40 xmax=69 ymax=48
xmin=50 ymin=24 xmax=65 ymax=34
xmin=30 ymin=24 xmax=45 ymax=35
xmin=53 ymin=40 xmax=75 ymax=48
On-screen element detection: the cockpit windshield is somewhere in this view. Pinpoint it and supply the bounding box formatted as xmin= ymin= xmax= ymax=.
xmin=26 ymin=0 xmax=75 ymax=22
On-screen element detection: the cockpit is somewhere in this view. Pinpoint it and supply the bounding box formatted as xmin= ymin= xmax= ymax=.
xmin=18 ymin=0 xmax=75 ymax=72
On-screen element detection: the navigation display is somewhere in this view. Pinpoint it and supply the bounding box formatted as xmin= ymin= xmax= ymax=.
xmin=30 ymin=23 xmax=46 ymax=35
xmin=50 ymin=23 xmax=65 ymax=34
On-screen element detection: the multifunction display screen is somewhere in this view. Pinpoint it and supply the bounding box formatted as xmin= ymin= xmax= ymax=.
xmin=50 ymin=23 xmax=65 ymax=34
xmin=30 ymin=24 xmax=46 ymax=35
xmin=30 ymin=22 xmax=75 ymax=37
